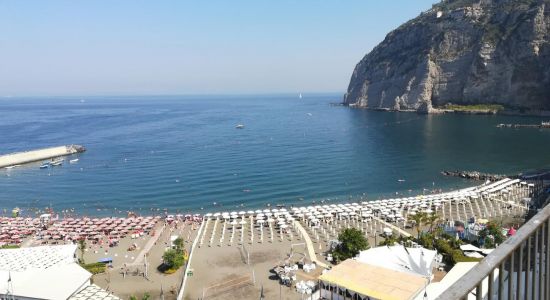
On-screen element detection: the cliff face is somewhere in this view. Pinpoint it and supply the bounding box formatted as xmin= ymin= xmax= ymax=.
xmin=344 ymin=0 xmax=550 ymax=112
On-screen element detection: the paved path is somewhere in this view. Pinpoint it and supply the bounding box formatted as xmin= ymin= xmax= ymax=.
xmin=21 ymin=237 xmax=35 ymax=248
xmin=294 ymin=222 xmax=329 ymax=269
xmin=372 ymin=216 xmax=411 ymax=238
xmin=177 ymin=220 xmax=205 ymax=300
xmin=128 ymin=224 xmax=165 ymax=266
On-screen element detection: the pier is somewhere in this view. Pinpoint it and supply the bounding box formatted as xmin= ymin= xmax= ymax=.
xmin=0 ymin=145 xmax=85 ymax=168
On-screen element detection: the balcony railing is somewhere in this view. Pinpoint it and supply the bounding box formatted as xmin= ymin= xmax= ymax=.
xmin=436 ymin=196 xmax=550 ymax=300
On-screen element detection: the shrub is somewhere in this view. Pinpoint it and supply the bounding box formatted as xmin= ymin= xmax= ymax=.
xmin=0 ymin=245 xmax=20 ymax=249
xmin=81 ymin=262 xmax=106 ymax=274
xmin=162 ymin=249 xmax=185 ymax=271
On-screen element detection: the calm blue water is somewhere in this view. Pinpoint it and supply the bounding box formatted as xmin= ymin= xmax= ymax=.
xmin=1 ymin=95 xmax=550 ymax=216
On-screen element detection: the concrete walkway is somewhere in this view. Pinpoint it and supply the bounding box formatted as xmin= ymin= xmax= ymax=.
xmin=294 ymin=222 xmax=329 ymax=269
xmin=372 ymin=216 xmax=411 ymax=238
xmin=177 ymin=220 xmax=205 ymax=300
xmin=128 ymin=224 xmax=165 ymax=266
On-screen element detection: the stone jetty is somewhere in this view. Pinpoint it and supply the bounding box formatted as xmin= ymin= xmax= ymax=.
xmin=441 ymin=170 xmax=510 ymax=181
xmin=0 ymin=145 xmax=86 ymax=168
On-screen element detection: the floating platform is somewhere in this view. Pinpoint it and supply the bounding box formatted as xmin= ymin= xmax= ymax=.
xmin=0 ymin=145 xmax=86 ymax=168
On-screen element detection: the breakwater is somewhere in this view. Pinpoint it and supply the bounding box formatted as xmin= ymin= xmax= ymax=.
xmin=496 ymin=121 xmax=550 ymax=129
xmin=0 ymin=145 xmax=85 ymax=168
xmin=441 ymin=170 xmax=510 ymax=181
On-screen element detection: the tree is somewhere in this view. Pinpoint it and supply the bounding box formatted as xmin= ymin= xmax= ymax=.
xmin=410 ymin=212 xmax=427 ymax=239
xmin=129 ymin=294 xmax=150 ymax=300
xmin=479 ymin=221 xmax=505 ymax=248
xmin=379 ymin=235 xmax=397 ymax=247
xmin=173 ymin=237 xmax=184 ymax=252
xmin=332 ymin=228 xmax=370 ymax=262
xmin=162 ymin=249 xmax=185 ymax=270
xmin=425 ymin=212 xmax=440 ymax=233
xmin=78 ymin=239 xmax=86 ymax=264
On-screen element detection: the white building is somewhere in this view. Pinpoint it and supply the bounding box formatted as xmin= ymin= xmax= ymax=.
xmin=0 ymin=245 xmax=119 ymax=300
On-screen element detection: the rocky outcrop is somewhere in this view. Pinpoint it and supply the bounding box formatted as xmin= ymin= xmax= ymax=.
xmin=344 ymin=0 xmax=550 ymax=112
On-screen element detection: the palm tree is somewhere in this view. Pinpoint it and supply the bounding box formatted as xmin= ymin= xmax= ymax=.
xmin=410 ymin=212 xmax=427 ymax=239
xmin=78 ymin=239 xmax=86 ymax=264
xmin=425 ymin=212 xmax=440 ymax=233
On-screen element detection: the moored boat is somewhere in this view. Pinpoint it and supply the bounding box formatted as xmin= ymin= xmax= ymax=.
xmin=49 ymin=158 xmax=64 ymax=166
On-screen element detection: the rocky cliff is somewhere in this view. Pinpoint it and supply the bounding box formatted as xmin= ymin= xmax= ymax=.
xmin=344 ymin=0 xmax=550 ymax=113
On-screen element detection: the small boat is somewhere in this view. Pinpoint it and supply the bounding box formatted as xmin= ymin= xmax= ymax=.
xmin=39 ymin=164 xmax=49 ymax=169
xmin=4 ymin=166 xmax=15 ymax=169
xmin=69 ymin=159 xmax=79 ymax=164
xmin=235 ymin=124 xmax=245 ymax=129
xmin=398 ymin=179 xmax=406 ymax=182
xmin=49 ymin=158 xmax=64 ymax=166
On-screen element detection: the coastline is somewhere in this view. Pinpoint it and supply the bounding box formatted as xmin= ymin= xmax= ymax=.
xmin=344 ymin=103 xmax=550 ymax=117
xmin=2 ymin=182 xmax=480 ymax=219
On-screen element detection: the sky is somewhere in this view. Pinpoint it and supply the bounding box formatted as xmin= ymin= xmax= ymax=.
xmin=0 ymin=0 xmax=436 ymax=96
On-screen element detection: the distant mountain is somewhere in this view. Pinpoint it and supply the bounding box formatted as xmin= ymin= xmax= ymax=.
xmin=344 ymin=0 xmax=550 ymax=113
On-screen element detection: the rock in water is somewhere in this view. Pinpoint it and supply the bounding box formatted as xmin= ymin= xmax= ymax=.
xmin=344 ymin=0 xmax=550 ymax=113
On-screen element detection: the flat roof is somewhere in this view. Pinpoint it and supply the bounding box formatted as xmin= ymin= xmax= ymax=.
xmin=0 ymin=263 xmax=91 ymax=300
xmin=319 ymin=259 xmax=428 ymax=300
xmin=0 ymin=244 xmax=77 ymax=271
xmin=69 ymin=284 xmax=121 ymax=300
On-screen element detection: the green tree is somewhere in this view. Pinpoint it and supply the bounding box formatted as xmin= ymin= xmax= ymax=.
xmin=129 ymin=294 xmax=150 ymax=300
xmin=332 ymin=228 xmax=370 ymax=262
xmin=425 ymin=212 xmax=440 ymax=233
xmin=78 ymin=239 xmax=86 ymax=264
xmin=173 ymin=237 xmax=184 ymax=252
xmin=162 ymin=249 xmax=185 ymax=270
xmin=410 ymin=212 xmax=427 ymax=239
xmin=479 ymin=221 xmax=505 ymax=248
xmin=379 ymin=235 xmax=397 ymax=246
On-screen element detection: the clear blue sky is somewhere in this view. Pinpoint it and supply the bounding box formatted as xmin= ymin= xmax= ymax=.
xmin=0 ymin=0 xmax=436 ymax=96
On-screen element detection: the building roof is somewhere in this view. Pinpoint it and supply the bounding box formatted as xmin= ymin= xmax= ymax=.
xmin=0 ymin=244 xmax=77 ymax=271
xmin=416 ymin=262 xmax=481 ymax=300
xmin=356 ymin=245 xmax=437 ymax=278
xmin=0 ymin=244 xmax=93 ymax=300
xmin=69 ymin=284 xmax=121 ymax=300
xmin=0 ymin=263 xmax=91 ymax=300
xmin=319 ymin=259 xmax=428 ymax=300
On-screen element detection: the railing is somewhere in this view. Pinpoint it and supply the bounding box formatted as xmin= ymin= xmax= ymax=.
xmin=436 ymin=198 xmax=550 ymax=300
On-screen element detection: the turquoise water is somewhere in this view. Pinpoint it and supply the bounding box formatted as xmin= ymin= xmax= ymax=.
xmin=1 ymin=94 xmax=549 ymax=216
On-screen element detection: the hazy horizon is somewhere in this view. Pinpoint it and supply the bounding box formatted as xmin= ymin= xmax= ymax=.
xmin=0 ymin=0 xmax=436 ymax=97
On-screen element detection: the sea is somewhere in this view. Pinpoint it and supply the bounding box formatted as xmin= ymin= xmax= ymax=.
xmin=1 ymin=94 xmax=550 ymax=217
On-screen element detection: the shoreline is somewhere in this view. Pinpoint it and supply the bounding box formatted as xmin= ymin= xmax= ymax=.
xmin=344 ymin=103 xmax=550 ymax=117
xmin=2 ymin=184 xmax=480 ymax=219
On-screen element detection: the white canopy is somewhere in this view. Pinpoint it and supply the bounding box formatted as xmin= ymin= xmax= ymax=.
xmin=356 ymin=245 xmax=437 ymax=278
